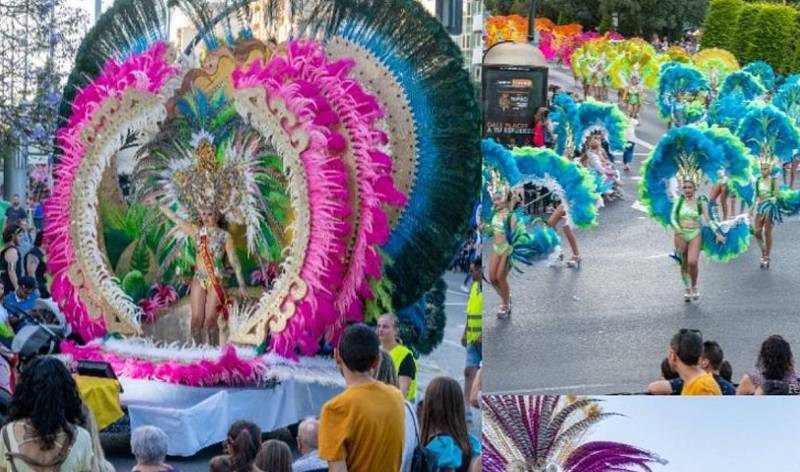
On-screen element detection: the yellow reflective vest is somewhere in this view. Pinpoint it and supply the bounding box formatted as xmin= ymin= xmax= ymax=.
xmin=389 ymin=343 xmax=417 ymax=401
xmin=465 ymin=281 xmax=482 ymax=344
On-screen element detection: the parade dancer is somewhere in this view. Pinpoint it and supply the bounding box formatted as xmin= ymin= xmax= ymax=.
xmin=482 ymin=139 xmax=596 ymax=301
xmin=737 ymin=105 xmax=800 ymax=268
xmin=641 ymin=126 xmax=753 ymax=303
xmin=486 ymin=187 xmax=513 ymax=319
xmin=670 ymin=172 xmax=724 ymax=302
xmin=657 ymin=62 xmax=708 ymax=129
xmin=752 ymin=161 xmax=779 ymax=268
xmin=626 ymin=71 xmax=644 ymax=120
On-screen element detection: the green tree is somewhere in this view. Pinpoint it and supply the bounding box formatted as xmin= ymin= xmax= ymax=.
xmin=701 ymin=0 xmax=745 ymax=50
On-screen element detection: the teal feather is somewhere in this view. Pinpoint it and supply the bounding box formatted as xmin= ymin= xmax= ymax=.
xmin=550 ymin=92 xmax=580 ymax=157
xmin=720 ymin=71 xmax=766 ymax=102
xmin=736 ymin=105 xmax=800 ymax=162
xmin=575 ymin=99 xmax=629 ymax=152
xmin=657 ymin=62 xmax=708 ymax=120
xmin=706 ymin=93 xmax=748 ymax=132
xmin=742 ymin=61 xmax=775 ymax=91
xmin=482 ymin=138 xmax=599 ymax=229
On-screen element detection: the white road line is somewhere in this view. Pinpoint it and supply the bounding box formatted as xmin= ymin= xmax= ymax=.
xmin=445 ymin=302 xmax=467 ymax=307
xmin=488 ymin=383 xmax=617 ymax=394
xmin=645 ymin=253 xmax=672 ymax=259
xmin=631 ymin=200 xmax=649 ymax=213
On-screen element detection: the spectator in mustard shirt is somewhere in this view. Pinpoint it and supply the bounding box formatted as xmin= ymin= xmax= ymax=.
xmin=319 ymin=323 xmax=405 ymax=471
xmin=667 ymin=329 xmax=722 ymax=396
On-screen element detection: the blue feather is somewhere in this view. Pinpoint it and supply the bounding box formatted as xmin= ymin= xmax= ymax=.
xmin=772 ymin=84 xmax=800 ymax=126
xmin=396 ymin=296 xmax=427 ymax=335
xmin=720 ymin=71 xmax=766 ymax=102
xmin=701 ymin=217 xmax=751 ymax=262
xmin=779 ymin=188 xmax=800 ymax=215
xmin=657 ymin=62 xmax=708 ymax=119
xmin=742 ymin=61 xmax=775 ymax=91
xmin=504 ymin=213 xmax=560 ymax=271
xmin=736 ymin=105 xmax=800 ymax=162
xmin=706 ymin=93 xmax=748 ymax=132
xmin=575 ymin=99 xmax=629 ymax=152
xmin=550 ymin=92 xmax=579 ymax=157
xmin=482 ymin=138 xmax=599 ymax=228
xmin=639 ymin=127 xmax=724 ymax=227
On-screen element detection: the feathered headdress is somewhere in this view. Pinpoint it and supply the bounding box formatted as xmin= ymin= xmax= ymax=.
xmin=657 ymin=62 xmax=708 ymax=120
xmin=720 ymin=71 xmax=766 ymax=102
xmin=736 ymin=104 xmax=800 ymax=165
xmin=742 ymin=61 xmax=775 ymax=92
xmin=550 ymin=92 xmax=580 ymax=158
xmin=575 ymin=99 xmax=629 ymax=152
xmin=676 ymin=152 xmax=702 ymax=187
xmin=482 ymin=395 xmax=667 ymax=472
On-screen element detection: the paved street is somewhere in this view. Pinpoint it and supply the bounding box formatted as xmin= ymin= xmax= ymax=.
xmin=107 ymin=271 xmax=475 ymax=469
xmin=484 ymin=65 xmax=800 ymax=395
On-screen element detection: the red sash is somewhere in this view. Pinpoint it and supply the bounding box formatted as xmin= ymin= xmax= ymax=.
xmin=199 ymin=233 xmax=230 ymax=321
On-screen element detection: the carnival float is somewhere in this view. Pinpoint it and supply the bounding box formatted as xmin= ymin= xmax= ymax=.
xmin=47 ymin=0 xmax=479 ymax=454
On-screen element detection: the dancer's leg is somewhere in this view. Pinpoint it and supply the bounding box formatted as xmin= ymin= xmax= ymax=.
xmin=189 ymin=280 xmax=206 ymax=344
xmin=204 ymin=289 xmax=221 ymax=346
xmin=562 ymin=224 xmax=580 ymax=259
xmin=721 ymin=185 xmax=729 ymax=220
xmin=764 ymin=219 xmax=774 ymax=260
xmin=754 ymin=216 xmax=765 ymax=256
xmin=687 ymin=236 xmax=701 ymax=289
xmin=792 ymin=159 xmax=799 ymax=189
xmin=488 ymin=252 xmax=501 ymax=298
xmin=496 ymin=252 xmax=511 ymax=308
xmin=674 ymin=233 xmax=690 ymax=291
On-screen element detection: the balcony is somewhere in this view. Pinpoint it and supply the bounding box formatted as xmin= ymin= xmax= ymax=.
xmin=472 ymin=13 xmax=484 ymax=32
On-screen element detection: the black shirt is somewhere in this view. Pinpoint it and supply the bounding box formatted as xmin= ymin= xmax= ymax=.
xmin=398 ymin=353 xmax=416 ymax=379
xmin=4 ymin=206 xmax=26 ymax=228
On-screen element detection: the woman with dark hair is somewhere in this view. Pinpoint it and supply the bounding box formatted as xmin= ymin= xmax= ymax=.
xmin=24 ymin=231 xmax=49 ymax=299
xmin=420 ymin=377 xmax=481 ymax=472
xmin=215 ymin=420 xmax=261 ymax=472
xmin=532 ymin=107 xmax=554 ymax=149
xmin=737 ymin=335 xmax=799 ymax=395
xmin=159 ymin=206 xmax=246 ymax=345
xmin=0 ymin=356 xmax=93 ymax=471
xmin=253 ymin=440 xmax=291 ymax=472
xmin=0 ymin=225 xmax=23 ymax=294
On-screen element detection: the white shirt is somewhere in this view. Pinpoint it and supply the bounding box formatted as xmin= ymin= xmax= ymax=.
xmin=401 ymin=400 xmax=419 ymax=472
xmin=292 ymin=449 xmax=327 ymax=472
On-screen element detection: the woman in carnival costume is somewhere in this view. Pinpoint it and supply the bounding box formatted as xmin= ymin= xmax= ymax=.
xmin=482 ymin=139 xmax=597 ymax=313
xmin=147 ymin=132 xmax=249 ymax=345
xmin=483 ymin=172 xmax=558 ymax=319
xmin=625 ymin=66 xmax=645 ymax=120
xmin=773 ymin=83 xmax=800 ymax=189
xmin=657 ymin=62 xmax=708 ymax=129
xmin=640 ymin=126 xmax=753 ymax=302
xmin=574 ymin=99 xmax=630 ymax=203
xmin=737 ymin=105 xmax=800 ymax=268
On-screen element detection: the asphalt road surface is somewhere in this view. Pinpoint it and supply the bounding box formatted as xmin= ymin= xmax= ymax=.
xmin=107 ymin=271 xmax=476 ymax=470
xmin=484 ymin=65 xmax=800 ymax=395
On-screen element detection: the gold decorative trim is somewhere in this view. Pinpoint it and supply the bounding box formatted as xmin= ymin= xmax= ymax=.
xmin=231 ymin=87 xmax=312 ymax=344
xmin=326 ymin=36 xmax=419 ymax=228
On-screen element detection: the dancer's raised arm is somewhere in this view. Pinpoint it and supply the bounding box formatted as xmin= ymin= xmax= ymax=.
xmin=158 ymin=204 xmax=196 ymax=235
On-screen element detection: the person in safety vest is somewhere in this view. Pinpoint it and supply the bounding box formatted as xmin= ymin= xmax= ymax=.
xmin=376 ymin=313 xmax=418 ymax=402
xmin=461 ymin=257 xmax=482 ymax=417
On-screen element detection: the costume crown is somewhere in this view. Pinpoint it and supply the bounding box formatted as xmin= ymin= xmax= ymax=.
xmin=486 ymin=168 xmax=510 ymax=198
xmin=757 ymin=149 xmax=777 ymax=169
xmin=676 ymin=152 xmax=702 ymax=187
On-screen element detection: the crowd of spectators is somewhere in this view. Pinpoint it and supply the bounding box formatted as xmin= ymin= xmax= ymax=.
xmin=0 ymin=321 xmax=481 ymax=471
xmin=648 ymin=330 xmax=798 ymax=395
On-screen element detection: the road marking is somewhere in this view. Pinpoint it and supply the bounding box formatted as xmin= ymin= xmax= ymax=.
xmin=631 ymin=200 xmax=649 ymax=213
xmin=645 ymin=253 xmax=672 ymax=259
xmin=445 ymin=302 xmax=467 ymax=307
xmin=487 ymin=382 xmax=617 ymax=394
xmin=443 ymin=339 xmax=463 ymax=348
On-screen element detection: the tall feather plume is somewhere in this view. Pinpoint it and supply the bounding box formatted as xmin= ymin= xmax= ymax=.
xmin=57 ymin=0 xmax=170 ymax=137
xmin=303 ymin=0 xmax=481 ymax=310
xmin=482 ymin=396 xmax=665 ymax=472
